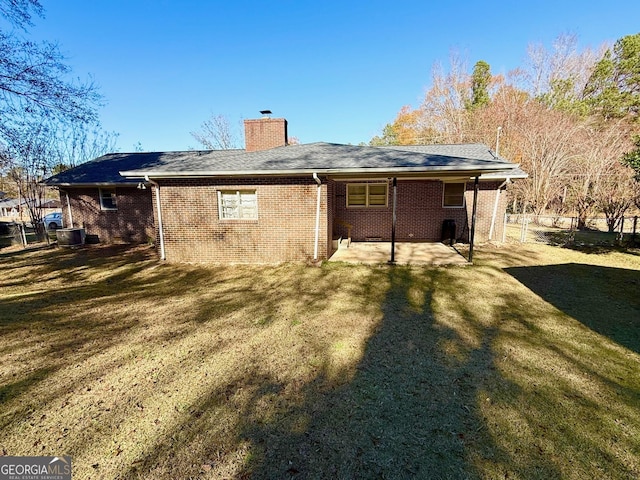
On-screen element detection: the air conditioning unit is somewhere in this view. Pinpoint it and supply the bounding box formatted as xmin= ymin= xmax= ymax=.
xmin=56 ymin=228 xmax=86 ymax=247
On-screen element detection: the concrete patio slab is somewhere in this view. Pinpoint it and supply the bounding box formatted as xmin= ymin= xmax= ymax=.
xmin=328 ymin=242 xmax=468 ymax=266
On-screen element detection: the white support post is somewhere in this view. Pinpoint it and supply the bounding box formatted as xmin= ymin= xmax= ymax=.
xmin=312 ymin=173 xmax=322 ymax=261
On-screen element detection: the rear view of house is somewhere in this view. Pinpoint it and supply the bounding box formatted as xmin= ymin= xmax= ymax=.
xmin=45 ymin=117 xmax=525 ymax=263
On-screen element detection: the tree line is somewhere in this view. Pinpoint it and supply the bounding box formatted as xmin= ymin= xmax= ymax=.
xmin=370 ymin=33 xmax=640 ymax=232
xmin=0 ymin=0 xmax=116 ymax=229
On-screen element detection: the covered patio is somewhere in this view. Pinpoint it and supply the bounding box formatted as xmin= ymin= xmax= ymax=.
xmin=328 ymin=241 xmax=468 ymax=266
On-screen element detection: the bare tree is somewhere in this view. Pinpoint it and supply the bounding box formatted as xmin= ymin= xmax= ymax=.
xmin=508 ymin=102 xmax=581 ymax=214
xmin=0 ymin=0 xmax=42 ymax=30
xmin=0 ymin=0 xmax=103 ymax=233
xmin=0 ymin=117 xmax=117 ymax=230
xmin=595 ymin=161 xmax=638 ymax=232
xmin=563 ymin=121 xmax=632 ymax=228
xmin=524 ymin=33 xmax=601 ymax=102
xmin=1 ymin=120 xmax=56 ymax=234
xmin=418 ymin=52 xmax=472 ymax=143
xmin=190 ymin=114 xmax=243 ymax=150
xmin=0 ymin=0 xmax=101 ymax=140
xmin=55 ymin=121 xmax=119 ymax=170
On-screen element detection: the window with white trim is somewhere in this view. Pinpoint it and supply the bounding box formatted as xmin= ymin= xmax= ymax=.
xmin=218 ymin=190 xmax=258 ymax=219
xmin=99 ymin=187 xmax=117 ymax=210
xmin=347 ymin=183 xmax=388 ymax=207
xmin=443 ymin=182 xmax=465 ymax=207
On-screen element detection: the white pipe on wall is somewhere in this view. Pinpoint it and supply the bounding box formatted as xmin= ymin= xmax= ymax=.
xmin=65 ymin=191 xmax=74 ymax=228
xmin=489 ymin=177 xmax=510 ymax=241
xmin=312 ymin=173 xmax=321 ymax=261
xmin=145 ymin=176 xmax=166 ymax=260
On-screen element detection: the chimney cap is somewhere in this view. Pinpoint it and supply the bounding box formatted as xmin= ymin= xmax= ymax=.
xmin=259 ymin=110 xmax=272 ymax=116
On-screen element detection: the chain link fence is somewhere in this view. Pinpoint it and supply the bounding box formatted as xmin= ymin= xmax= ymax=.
xmin=504 ymin=214 xmax=639 ymax=247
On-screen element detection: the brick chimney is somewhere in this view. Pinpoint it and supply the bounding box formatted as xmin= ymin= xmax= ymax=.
xmin=244 ymin=117 xmax=288 ymax=152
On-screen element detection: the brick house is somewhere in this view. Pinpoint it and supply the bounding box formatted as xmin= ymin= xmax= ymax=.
xmin=45 ymin=117 xmax=525 ymax=263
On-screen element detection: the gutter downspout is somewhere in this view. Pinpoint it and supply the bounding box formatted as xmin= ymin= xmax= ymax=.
xmin=313 ymin=173 xmax=321 ymax=261
xmin=390 ymin=177 xmax=397 ymax=263
xmin=145 ymin=175 xmax=166 ymax=261
xmin=469 ymin=176 xmax=480 ymax=263
xmin=488 ymin=177 xmax=511 ymax=241
xmin=65 ymin=191 xmax=74 ymax=228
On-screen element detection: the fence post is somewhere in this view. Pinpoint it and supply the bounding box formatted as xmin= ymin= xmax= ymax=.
xmin=618 ymin=216 xmax=625 ymax=245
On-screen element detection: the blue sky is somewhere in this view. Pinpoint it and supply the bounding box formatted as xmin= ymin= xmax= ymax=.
xmin=27 ymin=0 xmax=640 ymax=152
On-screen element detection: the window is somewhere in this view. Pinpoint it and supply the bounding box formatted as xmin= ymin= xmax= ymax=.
xmin=99 ymin=188 xmax=117 ymax=210
xmin=218 ymin=190 xmax=258 ymax=220
xmin=443 ymin=182 xmax=465 ymax=207
xmin=347 ymin=183 xmax=388 ymax=207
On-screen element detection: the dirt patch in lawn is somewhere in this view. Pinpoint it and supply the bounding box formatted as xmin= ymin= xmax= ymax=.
xmin=1 ymin=243 xmax=639 ymax=479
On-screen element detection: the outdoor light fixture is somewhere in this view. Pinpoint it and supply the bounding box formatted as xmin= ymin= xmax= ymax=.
xmin=137 ymin=182 xmax=147 ymax=190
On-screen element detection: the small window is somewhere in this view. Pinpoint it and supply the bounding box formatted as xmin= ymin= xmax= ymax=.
xmin=443 ymin=182 xmax=465 ymax=207
xmin=99 ymin=188 xmax=117 ymax=210
xmin=218 ymin=190 xmax=258 ymax=220
xmin=347 ymin=183 xmax=388 ymax=208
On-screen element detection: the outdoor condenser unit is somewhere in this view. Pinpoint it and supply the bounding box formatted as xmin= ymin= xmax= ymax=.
xmin=56 ymin=228 xmax=86 ymax=247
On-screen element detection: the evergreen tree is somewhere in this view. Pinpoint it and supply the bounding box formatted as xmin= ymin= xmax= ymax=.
xmin=622 ymin=135 xmax=640 ymax=180
xmin=583 ymin=33 xmax=640 ymax=121
xmin=468 ymin=60 xmax=492 ymax=110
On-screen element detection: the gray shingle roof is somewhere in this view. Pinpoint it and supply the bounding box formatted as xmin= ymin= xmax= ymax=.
xmin=44 ymin=150 xmax=243 ymax=186
xmin=45 ymin=142 xmax=524 ymax=186
xmin=380 ymin=145 xmax=527 ymax=178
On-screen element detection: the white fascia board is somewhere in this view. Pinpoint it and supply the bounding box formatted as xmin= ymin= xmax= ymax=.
xmin=44 ymin=182 xmax=138 ymax=187
xmin=120 ymin=163 xmax=519 ymax=179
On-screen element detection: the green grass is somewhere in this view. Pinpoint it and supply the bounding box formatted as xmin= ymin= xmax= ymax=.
xmin=0 ymin=243 xmax=639 ymax=479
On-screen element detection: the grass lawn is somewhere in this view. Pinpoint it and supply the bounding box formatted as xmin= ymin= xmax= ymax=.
xmin=0 ymin=243 xmax=639 ymax=479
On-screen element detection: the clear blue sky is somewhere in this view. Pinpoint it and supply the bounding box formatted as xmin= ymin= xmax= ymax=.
xmin=29 ymin=0 xmax=640 ymax=152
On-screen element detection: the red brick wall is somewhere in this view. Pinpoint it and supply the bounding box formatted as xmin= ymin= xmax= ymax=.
xmin=244 ymin=118 xmax=288 ymax=152
xmin=466 ymin=180 xmax=507 ymax=242
xmin=61 ymin=187 xmax=154 ymax=243
xmin=155 ymin=177 xmax=327 ymax=263
xmin=61 ymin=177 xmax=507 ymax=261
xmin=332 ymin=179 xmax=505 ymax=243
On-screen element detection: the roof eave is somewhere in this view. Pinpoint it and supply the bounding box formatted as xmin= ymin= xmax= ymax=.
xmin=120 ymin=164 xmax=520 ymax=179
xmin=43 ymin=181 xmax=139 ymax=187
xmin=479 ymin=173 xmax=528 ymax=180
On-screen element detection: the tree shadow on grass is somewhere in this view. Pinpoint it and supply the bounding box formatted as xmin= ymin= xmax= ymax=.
xmin=10 ymin=245 xmax=634 ymax=478
xmin=0 ymin=367 xmax=57 ymax=405
xmin=232 ymin=267 xmax=531 ymax=480
xmin=96 ymin=252 xmax=638 ymax=479
xmin=113 ymin=267 xmax=481 ymax=478
xmin=505 ymin=263 xmax=640 ymax=354
xmin=0 ymin=244 xmax=218 ymax=435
